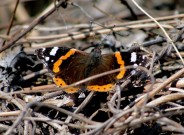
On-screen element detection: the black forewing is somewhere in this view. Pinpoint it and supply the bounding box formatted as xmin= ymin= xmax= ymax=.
xmin=36 ymin=47 xmax=72 ymax=72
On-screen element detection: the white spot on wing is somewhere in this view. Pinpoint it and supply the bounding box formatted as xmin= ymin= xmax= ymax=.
xmin=45 ymin=57 xmax=50 ymax=61
xmin=131 ymin=70 xmax=136 ymax=75
xmin=131 ymin=52 xmax=137 ymax=62
xmin=130 ymin=64 xmax=138 ymax=75
xmin=78 ymin=93 xmax=86 ymax=98
xmin=142 ymin=55 xmax=146 ymax=59
xmin=50 ymin=47 xmax=58 ymax=56
xmin=133 ymin=63 xmax=138 ymax=67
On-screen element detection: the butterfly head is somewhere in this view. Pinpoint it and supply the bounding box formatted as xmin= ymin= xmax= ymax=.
xmin=91 ymin=46 xmax=102 ymax=59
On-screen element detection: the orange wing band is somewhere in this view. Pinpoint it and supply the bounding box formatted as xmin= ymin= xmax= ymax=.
xmin=53 ymin=77 xmax=79 ymax=93
xmin=114 ymin=52 xmax=126 ymax=79
xmin=87 ymin=84 xmax=114 ymax=92
xmin=53 ymin=49 xmax=76 ymax=73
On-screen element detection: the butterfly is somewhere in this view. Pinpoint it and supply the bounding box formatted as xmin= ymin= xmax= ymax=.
xmin=36 ymin=47 xmax=147 ymax=93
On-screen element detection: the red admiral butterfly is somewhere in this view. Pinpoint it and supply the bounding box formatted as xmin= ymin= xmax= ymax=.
xmin=36 ymin=47 xmax=147 ymax=93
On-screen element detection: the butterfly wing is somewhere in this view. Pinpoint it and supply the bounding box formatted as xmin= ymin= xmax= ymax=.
xmin=87 ymin=51 xmax=148 ymax=92
xmin=86 ymin=54 xmax=120 ymax=92
xmin=36 ymin=47 xmax=89 ymax=93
